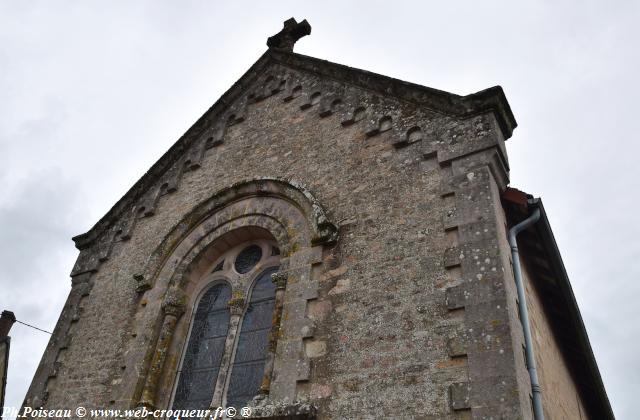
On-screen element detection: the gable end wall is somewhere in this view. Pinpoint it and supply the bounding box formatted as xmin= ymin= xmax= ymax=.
xmin=25 ymin=57 xmax=536 ymax=419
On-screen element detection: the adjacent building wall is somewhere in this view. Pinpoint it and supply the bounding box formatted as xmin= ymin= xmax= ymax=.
xmin=521 ymin=256 xmax=591 ymax=419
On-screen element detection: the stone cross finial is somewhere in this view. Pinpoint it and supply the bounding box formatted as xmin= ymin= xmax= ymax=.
xmin=267 ymin=18 xmax=311 ymax=52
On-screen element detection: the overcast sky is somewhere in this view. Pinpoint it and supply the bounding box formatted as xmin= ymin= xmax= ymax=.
xmin=1 ymin=1 xmax=638 ymax=418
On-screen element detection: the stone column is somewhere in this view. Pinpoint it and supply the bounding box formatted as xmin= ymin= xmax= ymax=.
xmin=259 ymin=271 xmax=288 ymax=396
xmin=210 ymin=293 xmax=245 ymax=407
xmin=138 ymin=288 xmax=185 ymax=409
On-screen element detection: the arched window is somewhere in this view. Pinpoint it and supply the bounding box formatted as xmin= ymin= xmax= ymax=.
xmin=170 ymin=239 xmax=280 ymax=411
xmin=172 ymin=283 xmax=231 ymax=411
xmin=226 ymin=267 xmax=278 ymax=407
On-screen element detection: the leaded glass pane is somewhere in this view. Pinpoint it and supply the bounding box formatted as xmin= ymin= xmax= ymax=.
xmin=225 ymin=361 xmax=267 ymax=408
xmin=225 ymin=267 xmax=277 ymax=408
xmin=232 ymin=329 xmax=270 ymax=363
xmin=240 ymin=300 xmax=274 ymax=330
xmin=234 ymin=245 xmax=262 ymax=274
xmin=172 ymin=284 xmax=231 ymax=412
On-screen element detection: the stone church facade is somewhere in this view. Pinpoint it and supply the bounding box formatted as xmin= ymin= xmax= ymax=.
xmin=24 ymin=19 xmax=613 ymax=419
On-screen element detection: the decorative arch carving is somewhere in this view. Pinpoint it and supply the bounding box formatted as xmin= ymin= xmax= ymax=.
xmin=115 ymin=178 xmax=337 ymax=412
xmin=133 ymin=177 xmax=337 ymax=293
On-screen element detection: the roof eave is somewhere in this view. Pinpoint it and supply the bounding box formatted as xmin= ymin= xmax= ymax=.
xmin=503 ymin=189 xmax=614 ymax=419
xmin=269 ymin=50 xmax=517 ymax=139
xmin=532 ymin=200 xmax=614 ymax=419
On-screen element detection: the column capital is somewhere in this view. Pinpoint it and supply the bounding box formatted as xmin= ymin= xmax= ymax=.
xmin=161 ymin=287 xmax=186 ymax=318
xmin=271 ymin=272 xmax=288 ymax=290
xmin=228 ymin=293 xmax=246 ymax=316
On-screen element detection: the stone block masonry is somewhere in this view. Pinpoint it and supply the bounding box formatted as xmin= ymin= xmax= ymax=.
xmin=23 ymin=19 xmax=597 ymax=420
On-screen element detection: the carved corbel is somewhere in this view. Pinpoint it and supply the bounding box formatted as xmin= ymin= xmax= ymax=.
xmin=299 ymin=89 xmax=322 ymax=110
xmin=71 ymin=249 xmax=103 ymax=278
xmin=112 ymin=206 xmax=138 ymax=242
xmin=318 ymin=92 xmax=344 ymax=118
xmin=158 ymin=159 xmax=184 ymax=195
xmin=340 ymin=105 xmax=366 ymax=126
xmin=228 ymin=95 xmax=248 ymax=124
xmin=365 ymin=114 xmax=393 ymax=137
xmin=137 ymin=187 xmax=162 ymax=218
xmin=184 ymin=134 xmax=208 ymax=171
xmin=254 ymin=73 xmax=285 ymax=101
xmin=204 ymin=121 xmax=227 ymax=150
xmin=283 ymin=77 xmax=303 ymax=102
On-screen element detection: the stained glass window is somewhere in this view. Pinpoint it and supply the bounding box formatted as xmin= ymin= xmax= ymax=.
xmin=234 ymin=245 xmax=262 ymax=274
xmin=172 ymin=283 xmax=231 ymax=412
xmin=225 ymin=267 xmax=277 ymax=408
xmin=171 ymin=240 xmax=280 ymax=412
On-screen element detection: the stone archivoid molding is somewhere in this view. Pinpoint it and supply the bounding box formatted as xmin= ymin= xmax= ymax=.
xmin=25 ymin=178 xmax=335 ymax=411
xmin=69 ymin=48 xmax=516 ymax=280
xmin=131 ymin=177 xmax=337 ymax=293
xmin=112 ymin=178 xmax=333 ymax=409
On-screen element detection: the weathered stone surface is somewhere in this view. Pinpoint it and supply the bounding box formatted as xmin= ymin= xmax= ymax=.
xmin=22 ymin=20 xmax=607 ymax=420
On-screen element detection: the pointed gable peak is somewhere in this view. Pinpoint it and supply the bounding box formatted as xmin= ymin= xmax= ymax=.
xmin=71 ymin=20 xmax=517 ymax=261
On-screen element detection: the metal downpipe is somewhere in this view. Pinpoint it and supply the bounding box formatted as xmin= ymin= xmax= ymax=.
xmin=508 ymin=207 xmax=544 ymax=420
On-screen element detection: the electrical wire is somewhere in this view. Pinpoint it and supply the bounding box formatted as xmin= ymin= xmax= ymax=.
xmin=15 ymin=319 xmax=52 ymax=335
